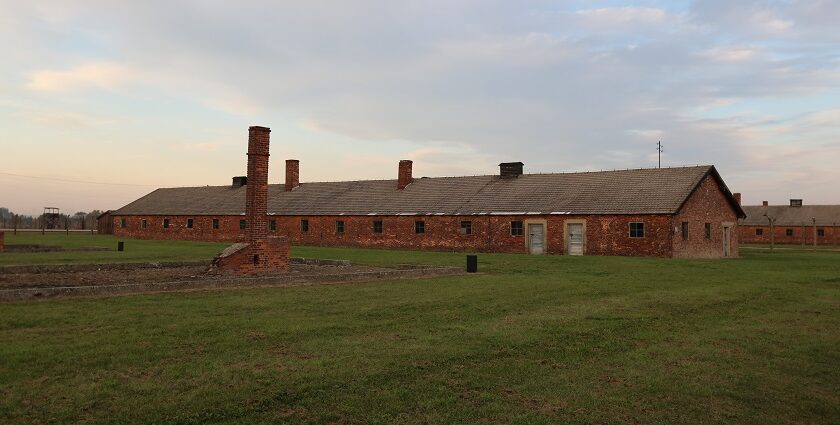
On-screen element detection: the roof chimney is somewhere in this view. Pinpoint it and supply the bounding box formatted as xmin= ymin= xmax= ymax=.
xmin=790 ymin=199 xmax=803 ymax=207
xmin=285 ymin=159 xmax=300 ymax=191
xmin=232 ymin=176 xmax=247 ymax=187
xmin=762 ymin=201 xmax=769 ymax=207
xmin=398 ymin=160 xmax=413 ymax=190
xmin=733 ymin=193 xmax=742 ymax=205
xmin=499 ymin=162 xmax=524 ymax=178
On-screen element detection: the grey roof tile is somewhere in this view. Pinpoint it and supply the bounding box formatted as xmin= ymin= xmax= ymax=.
xmin=741 ymin=205 xmax=840 ymax=226
xmin=114 ymin=165 xmax=719 ymax=216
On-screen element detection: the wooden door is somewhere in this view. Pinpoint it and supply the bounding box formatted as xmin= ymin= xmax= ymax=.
xmin=528 ymin=224 xmax=545 ymax=255
xmin=567 ymin=223 xmax=584 ymax=256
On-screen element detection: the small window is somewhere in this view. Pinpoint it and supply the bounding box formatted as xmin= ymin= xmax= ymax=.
xmin=239 ymin=219 xmax=246 ymax=230
xmin=511 ymin=221 xmax=524 ymax=236
xmin=372 ymin=220 xmax=383 ymax=234
xmin=415 ymin=220 xmax=425 ymax=234
xmin=300 ymin=219 xmax=309 ymax=232
xmin=785 ymin=229 xmax=793 ymax=236
xmin=459 ymin=221 xmax=472 ymax=235
xmin=681 ymin=222 xmax=689 ymax=240
xmin=269 ymin=220 xmax=277 ymax=231
xmin=629 ymin=222 xmax=645 ymax=238
xmin=187 ymin=218 xmax=194 ymax=229
xmin=336 ymin=220 xmax=345 ymax=233
xmin=121 ymin=218 xmax=127 ymax=228
xmin=817 ymin=228 xmax=825 ymax=237
xmin=163 ymin=218 xmax=170 ymax=229
xmin=756 ymin=228 xmax=763 ymax=236
xmin=212 ymin=219 xmax=219 ymax=229
xmin=704 ymin=223 xmax=711 ymax=240
xmin=141 ymin=219 xmax=147 ymax=229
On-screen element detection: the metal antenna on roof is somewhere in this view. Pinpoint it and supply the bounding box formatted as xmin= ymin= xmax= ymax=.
xmin=656 ymin=141 xmax=664 ymax=168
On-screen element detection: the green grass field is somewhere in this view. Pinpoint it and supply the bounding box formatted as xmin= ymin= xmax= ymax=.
xmin=1 ymin=235 xmax=839 ymax=423
xmin=0 ymin=233 xmax=227 ymax=266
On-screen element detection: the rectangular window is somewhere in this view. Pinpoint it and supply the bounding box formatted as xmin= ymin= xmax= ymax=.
xmin=459 ymin=221 xmax=472 ymax=235
xmin=269 ymin=220 xmax=277 ymax=231
xmin=511 ymin=221 xmax=524 ymax=236
xmin=121 ymin=218 xmax=127 ymax=228
xmin=300 ymin=219 xmax=309 ymax=232
xmin=163 ymin=218 xmax=169 ymax=229
xmin=681 ymin=222 xmax=689 ymax=240
xmin=212 ymin=219 xmax=219 ymax=229
xmin=372 ymin=220 xmax=383 ymax=234
xmin=756 ymin=228 xmax=763 ymax=236
xmin=336 ymin=220 xmax=345 ymax=233
xmin=239 ymin=219 xmax=246 ymax=230
xmin=187 ymin=218 xmax=194 ymax=229
xmin=141 ymin=219 xmax=147 ymax=229
xmin=704 ymin=223 xmax=711 ymax=240
xmin=786 ymin=229 xmax=793 ymax=236
xmin=817 ymin=228 xmax=825 ymax=237
xmin=629 ymin=222 xmax=645 ymax=238
xmin=415 ymin=220 xmax=425 ymax=234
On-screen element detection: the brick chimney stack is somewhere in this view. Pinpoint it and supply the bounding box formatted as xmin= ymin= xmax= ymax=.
xmin=211 ymin=125 xmax=289 ymax=274
xmin=285 ymin=159 xmax=300 ymax=191
xmin=763 ymin=201 xmax=769 ymax=206
xmin=398 ymin=160 xmax=413 ymax=190
xmin=733 ymin=193 xmax=742 ymax=205
xmin=246 ymin=126 xmax=271 ymax=245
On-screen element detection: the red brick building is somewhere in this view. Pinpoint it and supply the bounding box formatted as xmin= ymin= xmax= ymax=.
xmin=110 ymin=159 xmax=745 ymax=258
xmin=739 ymin=200 xmax=840 ymax=246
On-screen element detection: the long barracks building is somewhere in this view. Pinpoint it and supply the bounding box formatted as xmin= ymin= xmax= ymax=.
xmin=110 ymin=138 xmax=745 ymax=259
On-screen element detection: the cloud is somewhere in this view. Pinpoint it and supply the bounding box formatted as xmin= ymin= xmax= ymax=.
xmin=2 ymin=0 xmax=840 ymax=212
xmin=26 ymin=62 xmax=133 ymax=92
xmin=574 ymin=7 xmax=670 ymax=25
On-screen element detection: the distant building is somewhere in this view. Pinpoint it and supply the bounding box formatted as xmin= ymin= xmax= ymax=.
xmin=110 ymin=155 xmax=744 ymax=258
xmin=96 ymin=210 xmax=114 ymax=235
xmin=739 ymin=200 xmax=840 ymax=245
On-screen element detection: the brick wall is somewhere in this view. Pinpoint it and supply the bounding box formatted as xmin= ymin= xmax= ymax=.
xmin=672 ymin=175 xmax=740 ymax=258
xmin=113 ymin=213 xmax=682 ymax=257
xmin=739 ymin=224 xmax=840 ymax=246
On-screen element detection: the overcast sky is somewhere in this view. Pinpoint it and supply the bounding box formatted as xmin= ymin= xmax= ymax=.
xmin=1 ymin=0 xmax=839 ymax=215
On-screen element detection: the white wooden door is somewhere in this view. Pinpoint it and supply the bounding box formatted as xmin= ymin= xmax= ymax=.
xmin=568 ymin=223 xmax=584 ymax=256
xmin=529 ymin=224 xmax=545 ymax=255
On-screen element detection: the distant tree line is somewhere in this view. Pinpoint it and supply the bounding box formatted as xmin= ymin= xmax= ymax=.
xmin=0 ymin=207 xmax=104 ymax=230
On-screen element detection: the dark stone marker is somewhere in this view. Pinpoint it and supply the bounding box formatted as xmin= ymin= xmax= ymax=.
xmin=466 ymin=255 xmax=477 ymax=273
xmin=117 ymin=241 xmax=124 ymax=252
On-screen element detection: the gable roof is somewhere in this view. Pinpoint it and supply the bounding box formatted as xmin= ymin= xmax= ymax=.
xmin=114 ymin=165 xmax=742 ymax=217
xmin=741 ymin=205 xmax=840 ymax=226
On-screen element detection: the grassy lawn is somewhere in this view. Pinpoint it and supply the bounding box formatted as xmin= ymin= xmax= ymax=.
xmin=0 ymin=233 xmax=228 ymax=265
xmin=1 ymin=244 xmax=839 ymax=423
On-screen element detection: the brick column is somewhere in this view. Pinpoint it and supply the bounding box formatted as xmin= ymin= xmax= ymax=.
xmin=0 ymin=231 xmax=4 ymax=253
xmin=285 ymin=159 xmax=300 ymax=191
xmin=397 ymin=160 xmax=413 ymax=190
xmin=246 ymin=126 xmax=270 ymax=246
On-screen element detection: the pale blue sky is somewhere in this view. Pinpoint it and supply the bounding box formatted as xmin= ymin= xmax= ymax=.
xmin=1 ymin=0 xmax=838 ymax=215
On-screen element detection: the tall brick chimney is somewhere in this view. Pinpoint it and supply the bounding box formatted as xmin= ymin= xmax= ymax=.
xmin=211 ymin=126 xmax=289 ymax=274
xmin=733 ymin=193 xmax=742 ymax=205
xmin=398 ymin=160 xmax=413 ymax=190
xmin=285 ymin=159 xmax=300 ymax=191
xmin=246 ymin=126 xmax=270 ymax=245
